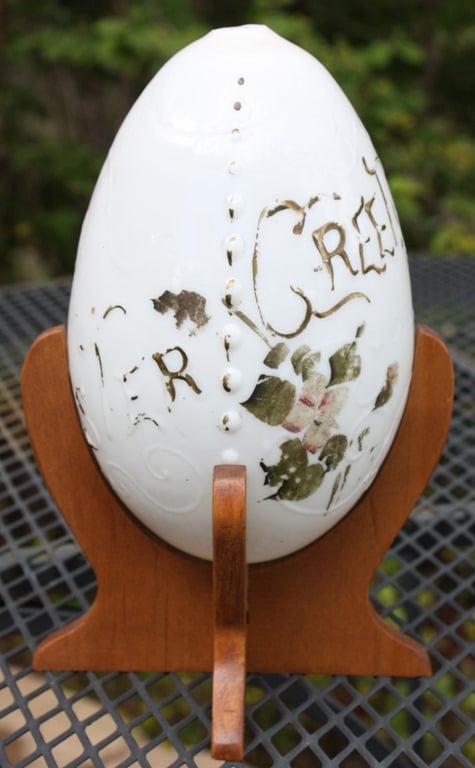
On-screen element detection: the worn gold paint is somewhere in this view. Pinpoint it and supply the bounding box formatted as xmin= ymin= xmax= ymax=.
xmin=152 ymin=347 xmax=202 ymax=401
xmin=311 ymin=221 xmax=359 ymax=290
xmin=94 ymin=343 xmax=104 ymax=385
xmin=102 ymin=304 xmax=127 ymax=319
xmin=151 ymin=290 xmax=209 ymax=333
xmin=362 ymin=156 xmax=398 ymax=246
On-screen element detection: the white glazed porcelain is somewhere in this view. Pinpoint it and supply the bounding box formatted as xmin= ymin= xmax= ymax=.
xmin=67 ymin=24 xmax=414 ymax=563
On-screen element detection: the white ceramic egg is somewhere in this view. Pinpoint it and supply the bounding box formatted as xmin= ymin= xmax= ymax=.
xmin=68 ymin=24 xmax=414 ymax=563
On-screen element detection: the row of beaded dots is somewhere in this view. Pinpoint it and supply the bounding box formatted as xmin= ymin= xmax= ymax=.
xmin=220 ymin=75 xmax=246 ymax=460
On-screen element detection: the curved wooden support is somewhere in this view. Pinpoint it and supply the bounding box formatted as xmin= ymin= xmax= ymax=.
xmin=21 ymin=326 xmax=215 ymax=673
xmin=212 ymin=466 xmax=247 ymax=761
xmin=21 ymin=323 xmax=453 ymax=760
xmin=247 ymin=324 xmax=454 ymax=676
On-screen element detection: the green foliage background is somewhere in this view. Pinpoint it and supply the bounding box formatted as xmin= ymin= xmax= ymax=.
xmin=1 ymin=0 xmax=474 ymax=282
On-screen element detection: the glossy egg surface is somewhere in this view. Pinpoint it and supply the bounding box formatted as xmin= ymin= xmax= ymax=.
xmin=68 ymin=25 xmax=414 ymax=562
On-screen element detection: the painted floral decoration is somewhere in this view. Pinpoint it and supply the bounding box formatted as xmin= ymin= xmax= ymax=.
xmin=241 ymin=324 xmax=398 ymax=504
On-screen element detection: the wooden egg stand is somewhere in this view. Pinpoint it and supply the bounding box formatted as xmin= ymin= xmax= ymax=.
xmin=21 ymin=324 xmax=453 ymax=761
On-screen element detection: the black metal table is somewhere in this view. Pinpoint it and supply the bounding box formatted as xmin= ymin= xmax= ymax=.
xmin=0 ymin=255 xmax=474 ymax=768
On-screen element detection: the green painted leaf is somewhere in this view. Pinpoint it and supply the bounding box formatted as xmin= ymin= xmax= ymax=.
xmin=374 ymin=363 xmax=399 ymax=409
xmin=261 ymin=438 xmax=325 ymax=501
xmin=357 ymin=427 xmax=370 ymax=451
xmin=291 ymin=345 xmax=310 ymax=373
xmin=319 ymin=434 xmax=348 ymax=470
xmin=328 ymin=341 xmax=361 ymax=385
xmin=374 ymin=383 xmax=391 ymax=409
xmin=341 ymin=464 xmax=351 ymax=489
xmin=264 ymin=342 xmax=289 ymax=369
xmin=275 ymin=463 xmax=325 ymax=501
xmin=327 ymin=472 xmax=342 ymax=508
xmin=291 ymin=345 xmax=321 ymax=380
xmin=262 ymin=438 xmax=308 ymax=487
xmin=242 ymin=376 xmax=295 ymax=425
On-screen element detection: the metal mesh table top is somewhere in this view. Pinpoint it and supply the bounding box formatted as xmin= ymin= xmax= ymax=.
xmin=0 ymin=255 xmax=474 ymax=768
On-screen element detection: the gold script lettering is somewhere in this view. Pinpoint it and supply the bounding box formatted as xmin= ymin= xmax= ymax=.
xmin=152 ymin=347 xmax=202 ymax=401
xmin=311 ymin=221 xmax=359 ymax=290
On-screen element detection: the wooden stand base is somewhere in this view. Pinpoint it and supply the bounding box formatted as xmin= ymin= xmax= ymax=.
xmin=21 ymin=324 xmax=453 ymax=761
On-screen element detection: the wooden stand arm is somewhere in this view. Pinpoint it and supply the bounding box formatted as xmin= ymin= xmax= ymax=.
xmin=212 ymin=465 xmax=247 ymax=761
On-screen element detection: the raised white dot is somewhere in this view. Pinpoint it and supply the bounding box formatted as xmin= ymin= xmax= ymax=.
xmin=222 ymin=367 xmax=243 ymax=393
xmin=223 ymin=277 xmax=243 ymax=309
xmin=221 ymin=448 xmax=240 ymax=463
xmin=228 ymin=159 xmax=240 ymax=175
xmin=226 ymin=193 xmax=243 ymax=220
xmin=223 ymin=323 xmax=242 ymax=343
xmin=220 ymin=411 xmax=242 ymax=432
xmin=224 ymin=233 xmax=244 ymax=264
xmin=222 ymin=323 xmax=242 ymax=360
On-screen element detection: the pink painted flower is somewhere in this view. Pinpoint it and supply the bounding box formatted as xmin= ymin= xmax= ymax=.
xmin=283 ymin=373 xmax=348 ymax=454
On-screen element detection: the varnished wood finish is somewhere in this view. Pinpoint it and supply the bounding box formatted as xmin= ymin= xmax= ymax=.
xmin=22 ymin=324 xmax=453 ymax=680
xmin=212 ymin=466 xmax=247 ymax=761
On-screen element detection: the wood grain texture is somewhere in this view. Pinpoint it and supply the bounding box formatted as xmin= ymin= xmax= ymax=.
xmin=21 ymin=326 xmax=214 ymax=672
xmin=21 ymin=324 xmax=453 ymax=679
xmin=211 ymin=466 xmax=247 ymax=761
